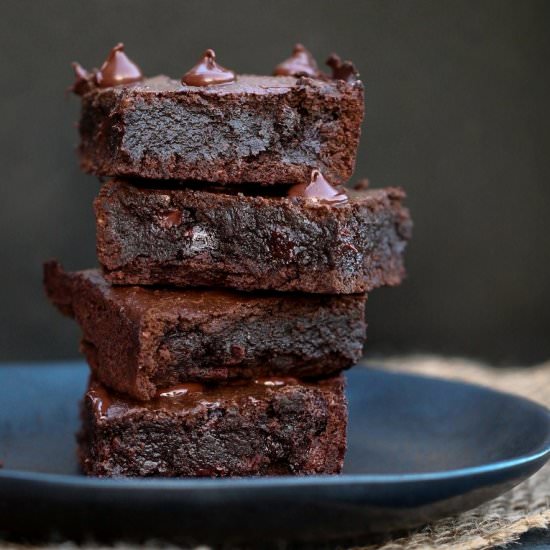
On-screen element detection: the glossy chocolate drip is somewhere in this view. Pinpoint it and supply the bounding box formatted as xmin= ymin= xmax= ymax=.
xmin=95 ymin=43 xmax=143 ymax=88
xmin=287 ymin=170 xmax=348 ymax=205
xmin=89 ymin=377 xmax=299 ymax=417
xmin=88 ymin=383 xmax=114 ymax=418
xmin=182 ymin=49 xmax=236 ymax=87
xmin=326 ymin=53 xmax=359 ymax=83
xmin=254 ymin=377 xmax=296 ymax=387
xmin=157 ymin=383 xmax=204 ymax=398
xmin=274 ymin=44 xmax=319 ymax=78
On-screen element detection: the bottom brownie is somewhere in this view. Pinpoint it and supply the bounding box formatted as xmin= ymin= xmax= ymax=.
xmin=79 ymin=375 xmax=347 ymax=477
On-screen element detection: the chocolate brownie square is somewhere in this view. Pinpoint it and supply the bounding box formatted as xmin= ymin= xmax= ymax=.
xmin=44 ymin=262 xmax=366 ymax=400
xmin=95 ymin=179 xmax=412 ymax=294
xmin=78 ymin=375 xmax=347 ymax=477
xmin=76 ymin=74 xmax=363 ymax=185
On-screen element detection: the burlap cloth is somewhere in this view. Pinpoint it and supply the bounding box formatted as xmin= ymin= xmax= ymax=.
xmin=1 ymin=357 xmax=548 ymax=550
xmin=353 ymin=355 xmax=550 ymax=550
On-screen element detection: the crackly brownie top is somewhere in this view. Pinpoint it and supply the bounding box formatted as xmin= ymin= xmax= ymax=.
xmin=78 ymin=73 xmax=362 ymax=98
xmin=88 ymin=376 xmax=337 ymax=419
xmin=45 ymin=261 xmax=311 ymax=323
xmin=71 ymin=43 xmax=362 ymax=97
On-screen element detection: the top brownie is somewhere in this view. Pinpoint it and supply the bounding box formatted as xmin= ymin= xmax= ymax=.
xmin=77 ymin=74 xmax=364 ymax=185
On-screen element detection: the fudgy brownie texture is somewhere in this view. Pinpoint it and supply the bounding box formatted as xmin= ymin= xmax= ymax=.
xmin=44 ymin=262 xmax=366 ymax=400
xmin=78 ymin=375 xmax=347 ymax=477
xmin=95 ymin=179 xmax=412 ymax=294
xmin=77 ymin=75 xmax=363 ymax=185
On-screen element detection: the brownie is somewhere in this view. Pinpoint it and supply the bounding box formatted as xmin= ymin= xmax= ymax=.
xmin=76 ymin=74 xmax=363 ymax=185
xmin=95 ymin=179 xmax=412 ymax=294
xmin=44 ymin=262 xmax=366 ymax=400
xmin=78 ymin=375 xmax=347 ymax=477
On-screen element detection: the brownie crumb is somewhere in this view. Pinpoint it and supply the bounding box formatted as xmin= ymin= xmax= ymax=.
xmin=353 ymin=178 xmax=371 ymax=191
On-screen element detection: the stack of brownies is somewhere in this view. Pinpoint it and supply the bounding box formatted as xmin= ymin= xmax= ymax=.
xmin=44 ymin=43 xmax=411 ymax=477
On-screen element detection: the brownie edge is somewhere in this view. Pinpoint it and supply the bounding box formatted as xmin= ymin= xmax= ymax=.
xmin=95 ymin=179 xmax=412 ymax=294
xmin=78 ymin=375 xmax=348 ymax=477
xmin=44 ymin=262 xmax=366 ymax=400
xmin=78 ymin=74 xmax=364 ymax=185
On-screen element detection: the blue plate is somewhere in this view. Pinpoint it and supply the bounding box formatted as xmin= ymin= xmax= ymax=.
xmin=0 ymin=361 xmax=548 ymax=545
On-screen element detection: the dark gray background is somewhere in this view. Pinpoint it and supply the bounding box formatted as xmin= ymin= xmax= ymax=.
xmin=1 ymin=0 xmax=548 ymax=364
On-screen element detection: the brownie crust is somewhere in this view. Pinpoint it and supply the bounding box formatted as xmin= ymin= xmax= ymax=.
xmin=44 ymin=262 xmax=366 ymax=400
xmin=78 ymin=375 xmax=347 ymax=477
xmin=95 ymin=179 xmax=412 ymax=294
xmin=77 ymin=75 xmax=364 ymax=186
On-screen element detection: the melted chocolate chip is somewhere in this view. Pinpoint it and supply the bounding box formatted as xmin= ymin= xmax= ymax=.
xmin=287 ymin=170 xmax=348 ymax=205
xmin=88 ymin=385 xmax=113 ymax=418
xmin=273 ymin=44 xmax=319 ymax=78
xmin=326 ymin=53 xmax=360 ymax=83
xmin=159 ymin=209 xmax=183 ymax=229
xmin=182 ymin=49 xmax=236 ymax=87
xmin=95 ymin=43 xmax=143 ymax=88
xmin=70 ymin=62 xmax=94 ymax=95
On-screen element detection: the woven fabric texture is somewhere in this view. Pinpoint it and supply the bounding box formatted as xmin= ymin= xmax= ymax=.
xmin=354 ymin=356 xmax=550 ymax=550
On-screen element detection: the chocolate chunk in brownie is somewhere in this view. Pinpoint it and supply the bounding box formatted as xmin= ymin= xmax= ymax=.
xmin=95 ymin=179 xmax=412 ymax=294
xmin=76 ymin=74 xmax=363 ymax=185
xmin=44 ymin=262 xmax=366 ymax=400
xmin=78 ymin=375 xmax=347 ymax=477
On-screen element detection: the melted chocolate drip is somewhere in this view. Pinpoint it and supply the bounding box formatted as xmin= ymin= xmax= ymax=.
xmin=89 ymin=377 xmax=299 ymax=418
xmin=159 ymin=209 xmax=183 ymax=229
xmin=95 ymin=43 xmax=143 ymax=88
xmin=70 ymin=62 xmax=94 ymax=95
xmin=254 ymin=377 xmax=295 ymax=387
xmin=182 ymin=49 xmax=236 ymax=86
xmin=157 ymin=383 xmax=204 ymax=398
xmin=287 ymin=170 xmax=348 ymax=205
xmin=326 ymin=53 xmax=359 ymax=83
xmin=273 ymin=44 xmax=319 ymax=78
